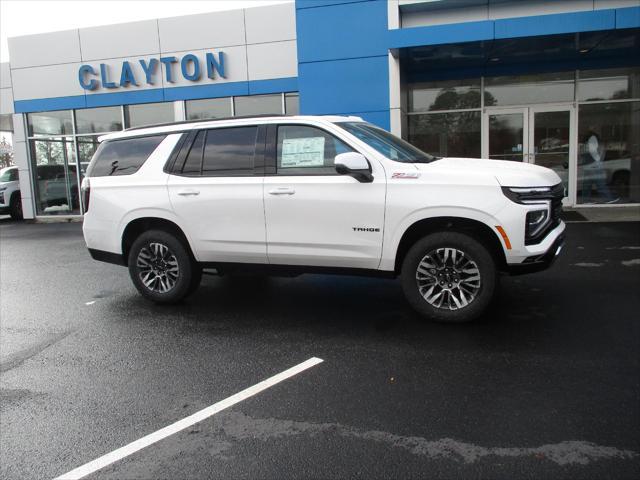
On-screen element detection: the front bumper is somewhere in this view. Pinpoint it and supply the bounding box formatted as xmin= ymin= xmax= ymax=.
xmin=506 ymin=232 xmax=565 ymax=275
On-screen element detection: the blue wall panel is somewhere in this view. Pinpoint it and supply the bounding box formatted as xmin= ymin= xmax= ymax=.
xmin=495 ymin=9 xmax=616 ymax=39
xmin=14 ymin=94 xmax=86 ymax=113
xmin=388 ymin=21 xmax=494 ymax=49
xmin=85 ymin=88 xmax=165 ymax=108
xmin=616 ymin=6 xmax=640 ymax=29
xmin=299 ymin=56 xmax=389 ymax=115
xmin=296 ymin=1 xmax=388 ymax=63
xmin=295 ymin=0 xmax=390 ymax=129
xmin=296 ymin=0 xmax=373 ymax=10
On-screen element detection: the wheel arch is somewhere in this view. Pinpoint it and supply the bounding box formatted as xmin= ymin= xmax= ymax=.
xmin=393 ymin=216 xmax=507 ymax=274
xmin=121 ymin=217 xmax=196 ymax=266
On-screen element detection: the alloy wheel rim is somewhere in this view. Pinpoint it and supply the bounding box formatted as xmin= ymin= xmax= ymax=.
xmin=137 ymin=242 xmax=180 ymax=293
xmin=416 ymin=247 xmax=481 ymax=310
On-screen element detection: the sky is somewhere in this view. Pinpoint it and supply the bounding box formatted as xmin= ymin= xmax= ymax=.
xmin=0 ymin=0 xmax=291 ymax=63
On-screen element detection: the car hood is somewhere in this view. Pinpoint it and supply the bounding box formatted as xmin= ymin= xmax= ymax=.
xmin=414 ymin=157 xmax=562 ymax=187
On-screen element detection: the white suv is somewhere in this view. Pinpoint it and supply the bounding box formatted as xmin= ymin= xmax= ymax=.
xmin=82 ymin=115 xmax=565 ymax=322
xmin=0 ymin=166 xmax=22 ymax=220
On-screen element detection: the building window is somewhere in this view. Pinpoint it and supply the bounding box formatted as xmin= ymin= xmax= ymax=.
xmin=185 ymin=98 xmax=232 ymax=120
xmin=577 ymin=101 xmax=640 ymax=204
xmin=484 ymin=71 xmax=575 ymax=106
xmin=75 ymin=106 xmax=123 ymax=134
xmin=234 ymin=94 xmax=282 ymax=116
xmin=124 ymin=102 xmax=174 ymax=128
xmin=27 ymin=111 xmax=73 ymax=136
xmin=408 ymin=112 xmax=481 ymax=158
xmin=578 ymin=67 xmax=640 ymax=102
xmin=0 ymin=113 xmax=13 ymax=132
xmin=409 ymin=78 xmax=481 ymax=112
xmin=285 ymin=93 xmax=299 ymax=115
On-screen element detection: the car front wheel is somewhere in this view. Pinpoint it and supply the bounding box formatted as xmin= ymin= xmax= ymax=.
xmin=128 ymin=230 xmax=195 ymax=304
xmin=400 ymin=231 xmax=497 ymax=323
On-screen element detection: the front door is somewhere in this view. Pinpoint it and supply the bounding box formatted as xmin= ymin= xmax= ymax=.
xmin=263 ymin=124 xmax=386 ymax=269
xmin=483 ymin=106 xmax=575 ymax=204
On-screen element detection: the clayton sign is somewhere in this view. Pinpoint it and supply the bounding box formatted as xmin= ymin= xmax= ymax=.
xmin=78 ymin=51 xmax=226 ymax=91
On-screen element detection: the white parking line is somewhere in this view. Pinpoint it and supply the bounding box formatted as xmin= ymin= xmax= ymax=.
xmin=54 ymin=357 xmax=324 ymax=480
xmin=84 ymin=301 xmax=96 ymax=306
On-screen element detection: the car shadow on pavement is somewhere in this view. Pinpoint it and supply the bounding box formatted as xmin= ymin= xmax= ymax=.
xmin=101 ymin=271 xmax=566 ymax=356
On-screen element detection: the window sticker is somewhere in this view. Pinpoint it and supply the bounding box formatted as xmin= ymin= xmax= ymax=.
xmin=281 ymin=137 xmax=325 ymax=167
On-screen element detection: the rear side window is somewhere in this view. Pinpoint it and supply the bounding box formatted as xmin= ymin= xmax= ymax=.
xmin=181 ymin=131 xmax=205 ymax=175
xmin=202 ymin=126 xmax=257 ymax=175
xmin=87 ymin=135 xmax=166 ymax=177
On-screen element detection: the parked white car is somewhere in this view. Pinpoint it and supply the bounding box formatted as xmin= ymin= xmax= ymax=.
xmin=0 ymin=166 xmax=22 ymax=220
xmin=82 ymin=115 xmax=565 ymax=322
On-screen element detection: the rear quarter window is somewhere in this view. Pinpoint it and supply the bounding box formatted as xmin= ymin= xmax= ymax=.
xmin=87 ymin=135 xmax=166 ymax=177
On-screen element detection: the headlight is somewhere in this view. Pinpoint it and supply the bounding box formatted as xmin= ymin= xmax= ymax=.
xmin=526 ymin=209 xmax=550 ymax=238
xmin=0 ymin=186 xmax=7 ymax=192
xmin=501 ymin=186 xmax=552 ymax=204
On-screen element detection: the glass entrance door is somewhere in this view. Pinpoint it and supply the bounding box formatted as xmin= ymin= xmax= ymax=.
xmin=483 ymin=106 xmax=575 ymax=204
xmin=484 ymin=108 xmax=528 ymax=162
xmin=529 ymin=106 xmax=575 ymax=203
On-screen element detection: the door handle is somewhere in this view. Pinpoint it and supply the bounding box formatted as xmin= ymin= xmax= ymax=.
xmin=177 ymin=189 xmax=200 ymax=196
xmin=268 ymin=187 xmax=295 ymax=195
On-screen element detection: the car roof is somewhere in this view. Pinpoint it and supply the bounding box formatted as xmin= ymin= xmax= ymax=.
xmin=0 ymin=165 xmax=17 ymax=173
xmin=99 ymin=114 xmax=364 ymax=142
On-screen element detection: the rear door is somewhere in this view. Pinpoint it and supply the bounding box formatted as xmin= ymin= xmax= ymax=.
xmin=167 ymin=125 xmax=267 ymax=264
xmin=263 ymin=123 xmax=386 ymax=269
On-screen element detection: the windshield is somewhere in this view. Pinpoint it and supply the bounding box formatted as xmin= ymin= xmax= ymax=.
xmin=337 ymin=122 xmax=437 ymax=163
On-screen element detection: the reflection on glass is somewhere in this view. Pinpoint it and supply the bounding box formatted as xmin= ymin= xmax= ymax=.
xmin=75 ymin=106 xmax=122 ymax=134
xmin=488 ymin=113 xmax=524 ymax=161
xmin=234 ymin=94 xmax=282 ymax=116
xmin=285 ymin=93 xmax=299 ymax=115
xmin=124 ymin=102 xmax=174 ymax=128
xmin=485 ymin=72 xmax=574 ymax=106
xmin=577 ymin=102 xmax=640 ymax=204
xmin=186 ymin=98 xmax=231 ymax=120
xmin=28 ymin=111 xmax=73 ymax=136
xmin=0 ymin=113 xmax=13 ymax=132
xmin=533 ymin=111 xmax=571 ymax=193
xmin=578 ymin=67 xmax=640 ymax=102
xmin=30 ymin=137 xmax=79 ymax=215
xmin=408 ymin=111 xmax=481 ymax=158
xmin=409 ymin=78 xmax=481 ymax=112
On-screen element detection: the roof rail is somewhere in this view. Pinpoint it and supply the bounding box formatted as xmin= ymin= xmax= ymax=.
xmin=124 ymin=114 xmax=292 ymax=132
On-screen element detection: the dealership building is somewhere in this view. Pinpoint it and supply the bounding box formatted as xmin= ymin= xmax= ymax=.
xmin=0 ymin=0 xmax=638 ymax=219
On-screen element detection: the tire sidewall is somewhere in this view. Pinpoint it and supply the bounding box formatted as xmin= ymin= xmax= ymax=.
xmin=401 ymin=232 xmax=497 ymax=323
xmin=128 ymin=230 xmax=193 ymax=304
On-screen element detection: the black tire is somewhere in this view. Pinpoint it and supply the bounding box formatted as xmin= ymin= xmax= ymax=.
xmin=9 ymin=193 xmax=23 ymax=220
xmin=127 ymin=230 xmax=194 ymax=304
xmin=400 ymin=231 xmax=497 ymax=323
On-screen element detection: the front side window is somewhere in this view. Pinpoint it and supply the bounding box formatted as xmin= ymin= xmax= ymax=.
xmin=202 ymin=127 xmax=257 ymax=175
xmin=338 ymin=122 xmax=436 ymax=163
xmin=276 ymin=125 xmax=353 ymax=175
xmin=87 ymin=135 xmax=166 ymax=177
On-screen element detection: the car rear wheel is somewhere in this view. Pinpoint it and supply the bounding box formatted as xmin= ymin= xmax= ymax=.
xmin=400 ymin=232 xmax=497 ymax=323
xmin=128 ymin=230 xmax=194 ymax=304
xmin=9 ymin=193 xmax=23 ymax=220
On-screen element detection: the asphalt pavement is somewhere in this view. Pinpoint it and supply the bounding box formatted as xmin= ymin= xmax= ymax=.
xmin=1 ymin=218 xmax=639 ymax=479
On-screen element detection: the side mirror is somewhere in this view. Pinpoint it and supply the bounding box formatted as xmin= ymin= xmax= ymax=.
xmin=334 ymin=152 xmax=373 ymax=183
